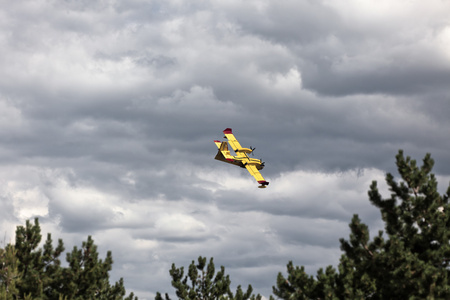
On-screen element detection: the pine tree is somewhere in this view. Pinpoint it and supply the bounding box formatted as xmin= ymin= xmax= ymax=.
xmin=0 ymin=245 xmax=22 ymax=299
xmin=156 ymin=256 xmax=261 ymax=300
xmin=14 ymin=218 xmax=65 ymax=298
xmin=61 ymin=235 xmax=135 ymax=300
xmin=10 ymin=218 xmax=137 ymax=300
xmin=272 ymin=150 xmax=450 ymax=299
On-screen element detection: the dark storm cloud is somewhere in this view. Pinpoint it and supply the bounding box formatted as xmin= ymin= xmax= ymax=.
xmin=225 ymin=0 xmax=450 ymax=97
xmin=223 ymin=0 xmax=340 ymax=44
xmin=4 ymin=0 xmax=443 ymax=176
xmin=303 ymin=58 xmax=450 ymax=96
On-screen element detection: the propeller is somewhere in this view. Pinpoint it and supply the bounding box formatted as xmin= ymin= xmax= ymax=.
xmin=249 ymin=146 xmax=256 ymax=156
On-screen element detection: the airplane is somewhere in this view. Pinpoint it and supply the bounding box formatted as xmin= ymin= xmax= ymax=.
xmin=214 ymin=128 xmax=269 ymax=188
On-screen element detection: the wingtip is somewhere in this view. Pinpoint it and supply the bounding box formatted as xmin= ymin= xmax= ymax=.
xmin=223 ymin=128 xmax=233 ymax=134
xmin=258 ymin=181 xmax=269 ymax=186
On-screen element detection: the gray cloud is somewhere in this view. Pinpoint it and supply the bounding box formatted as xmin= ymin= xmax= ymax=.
xmin=1 ymin=0 xmax=450 ymax=298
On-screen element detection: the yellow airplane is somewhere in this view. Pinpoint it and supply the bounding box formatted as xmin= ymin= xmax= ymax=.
xmin=214 ymin=128 xmax=269 ymax=188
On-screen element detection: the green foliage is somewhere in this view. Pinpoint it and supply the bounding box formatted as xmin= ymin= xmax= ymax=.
xmin=14 ymin=218 xmax=65 ymax=298
xmin=0 ymin=218 xmax=137 ymax=300
xmin=0 ymin=245 xmax=21 ymax=299
xmin=271 ymin=262 xmax=338 ymax=300
xmin=156 ymin=256 xmax=261 ymax=300
xmin=272 ymin=150 xmax=450 ymax=299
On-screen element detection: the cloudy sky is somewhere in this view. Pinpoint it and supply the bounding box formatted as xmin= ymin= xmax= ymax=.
xmin=1 ymin=0 xmax=450 ymax=298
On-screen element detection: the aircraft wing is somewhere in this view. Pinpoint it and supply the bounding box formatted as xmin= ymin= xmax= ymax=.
xmin=244 ymin=163 xmax=269 ymax=188
xmin=223 ymin=128 xmax=252 ymax=156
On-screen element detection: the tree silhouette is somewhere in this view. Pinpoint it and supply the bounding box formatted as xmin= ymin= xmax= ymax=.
xmin=1 ymin=218 xmax=137 ymax=300
xmin=156 ymin=256 xmax=261 ymax=300
xmin=273 ymin=150 xmax=450 ymax=299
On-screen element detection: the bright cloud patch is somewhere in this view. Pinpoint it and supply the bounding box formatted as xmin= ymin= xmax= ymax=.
xmin=155 ymin=213 xmax=207 ymax=239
